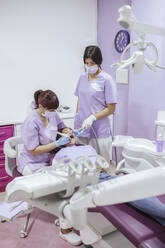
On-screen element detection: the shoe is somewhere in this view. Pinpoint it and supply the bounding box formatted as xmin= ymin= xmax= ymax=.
xmin=59 ymin=230 xmax=82 ymax=246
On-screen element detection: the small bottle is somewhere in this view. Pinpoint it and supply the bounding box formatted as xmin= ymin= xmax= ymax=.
xmin=156 ymin=134 xmax=164 ymax=152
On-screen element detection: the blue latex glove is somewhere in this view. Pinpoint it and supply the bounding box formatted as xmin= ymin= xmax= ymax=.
xmin=54 ymin=136 xmax=70 ymax=147
xmin=73 ymin=128 xmax=84 ymax=137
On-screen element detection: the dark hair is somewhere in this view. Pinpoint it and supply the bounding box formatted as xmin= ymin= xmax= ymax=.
xmin=83 ymin=45 xmax=103 ymax=65
xmin=34 ymin=89 xmax=59 ymax=110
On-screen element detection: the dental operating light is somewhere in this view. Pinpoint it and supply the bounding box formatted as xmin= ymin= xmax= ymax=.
xmin=111 ymin=5 xmax=165 ymax=74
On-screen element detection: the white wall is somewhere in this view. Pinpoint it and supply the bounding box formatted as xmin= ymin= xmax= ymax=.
xmin=0 ymin=0 xmax=97 ymax=123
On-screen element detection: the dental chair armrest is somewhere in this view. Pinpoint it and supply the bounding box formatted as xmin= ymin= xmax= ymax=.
xmin=4 ymin=136 xmax=22 ymax=158
xmin=4 ymin=136 xmax=23 ymax=177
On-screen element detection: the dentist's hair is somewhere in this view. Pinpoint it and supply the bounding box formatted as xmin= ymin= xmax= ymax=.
xmin=83 ymin=45 xmax=103 ymax=66
xmin=34 ymin=89 xmax=59 ymax=110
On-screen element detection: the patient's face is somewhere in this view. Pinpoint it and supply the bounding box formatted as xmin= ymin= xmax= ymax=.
xmin=62 ymin=128 xmax=76 ymax=146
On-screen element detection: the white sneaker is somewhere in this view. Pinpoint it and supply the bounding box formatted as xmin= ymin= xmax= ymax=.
xmin=59 ymin=230 xmax=82 ymax=246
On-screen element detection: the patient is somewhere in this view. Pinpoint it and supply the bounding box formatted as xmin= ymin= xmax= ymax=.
xmin=53 ymin=128 xmax=97 ymax=163
xmin=52 ymin=128 xmax=112 ymax=181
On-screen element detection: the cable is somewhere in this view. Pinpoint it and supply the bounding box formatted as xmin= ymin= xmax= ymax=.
xmin=91 ymin=126 xmax=101 ymax=155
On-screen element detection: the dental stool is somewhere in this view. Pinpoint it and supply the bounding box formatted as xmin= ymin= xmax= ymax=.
xmin=1 ymin=136 xmax=33 ymax=238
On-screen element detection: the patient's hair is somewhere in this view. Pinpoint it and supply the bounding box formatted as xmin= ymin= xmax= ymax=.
xmin=34 ymin=90 xmax=59 ymax=110
xmin=83 ymin=45 xmax=103 ymax=66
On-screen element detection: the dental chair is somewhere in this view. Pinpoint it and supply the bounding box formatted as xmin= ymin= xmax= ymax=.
xmin=3 ymin=136 xmax=165 ymax=248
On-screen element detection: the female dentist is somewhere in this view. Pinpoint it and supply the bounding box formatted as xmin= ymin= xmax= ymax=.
xmin=18 ymin=89 xmax=81 ymax=246
xmin=74 ymin=45 xmax=117 ymax=162
xmin=18 ymin=89 xmax=70 ymax=175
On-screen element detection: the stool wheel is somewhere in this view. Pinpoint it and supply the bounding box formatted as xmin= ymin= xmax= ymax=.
xmin=19 ymin=230 xmax=28 ymax=238
xmin=54 ymin=218 xmax=60 ymax=226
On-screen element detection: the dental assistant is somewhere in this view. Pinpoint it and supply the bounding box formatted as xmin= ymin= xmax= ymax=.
xmin=74 ymin=45 xmax=117 ymax=162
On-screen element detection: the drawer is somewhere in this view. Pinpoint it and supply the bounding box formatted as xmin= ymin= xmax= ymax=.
xmin=0 ymin=154 xmax=5 ymax=161
xmin=0 ymin=169 xmax=8 ymax=178
xmin=0 ymin=125 xmax=14 ymax=139
xmin=0 ymin=177 xmax=13 ymax=192
xmin=0 ymin=142 xmax=6 ymax=155
xmin=0 ymin=161 xmax=5 ymax=169
xmin=0 ymin=147 xmax=3 ymax=154
xmin=0 ymin=125 xmax=14 ymax=155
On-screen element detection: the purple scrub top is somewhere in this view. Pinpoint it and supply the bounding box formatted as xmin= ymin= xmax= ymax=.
xmin=18 ymin=110 xmax=66 ymax=174
xmin=53 ymin=145 xmax=97 ymax=164
xmin=74 ymin=71 xmax=117 ymax=138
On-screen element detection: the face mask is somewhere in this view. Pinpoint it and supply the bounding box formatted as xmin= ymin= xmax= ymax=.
xmin=41 ymin=111 xmax=55 ymax=118
xmin=85 ymin=64 xmax=99 ymax=74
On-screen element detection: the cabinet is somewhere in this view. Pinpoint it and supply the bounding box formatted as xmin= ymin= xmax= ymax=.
xmin=0 ymin=125 xmax=14 ymax=192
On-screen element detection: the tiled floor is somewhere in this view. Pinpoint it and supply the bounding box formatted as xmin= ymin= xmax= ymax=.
xmin=104 ymin=230 xmax=135 ymax=248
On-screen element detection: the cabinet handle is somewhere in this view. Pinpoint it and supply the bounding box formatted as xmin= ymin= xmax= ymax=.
xmin=0 ymin=176 xmax=9 ymax=180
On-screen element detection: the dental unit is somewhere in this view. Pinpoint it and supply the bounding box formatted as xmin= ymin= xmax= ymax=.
xmin=2 ymin=132 xmax=165 ymax=247
xmin=111 ymin=5 xmax=165 ymax=74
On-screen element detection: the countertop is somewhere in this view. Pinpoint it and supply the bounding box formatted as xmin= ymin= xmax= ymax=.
xmin=0 ymin=111 xmax=75 ymax=126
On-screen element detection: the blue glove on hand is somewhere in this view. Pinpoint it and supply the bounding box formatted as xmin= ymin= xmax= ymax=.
xmin=73 ymin=128 xmax=84 ymax=137
xmin=54 ymin=136 xmax=70 ymax=147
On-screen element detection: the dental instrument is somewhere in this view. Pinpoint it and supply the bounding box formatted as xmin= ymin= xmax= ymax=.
xmin=111 ymin=5 xmax=165 ymax=74
xmin=72 ymin=128 xmax=84 ymax=137
xmin=57 ymin=131 xmax=70 ymax=138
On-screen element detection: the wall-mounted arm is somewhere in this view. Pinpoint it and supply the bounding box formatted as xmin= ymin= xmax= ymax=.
xmin=118 ymin=5 xmax=165 ymax=37
xmin=111 ymin=5 xmax=165 ymax=74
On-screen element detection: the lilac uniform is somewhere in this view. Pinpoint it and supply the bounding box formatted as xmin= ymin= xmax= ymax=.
xmin=18 ymin=110 xmax=66 ymax=174
xmin=74 ymin=71 xmax=117 ymax=139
